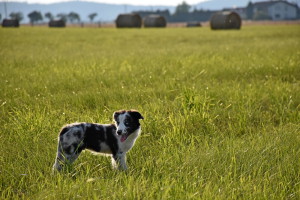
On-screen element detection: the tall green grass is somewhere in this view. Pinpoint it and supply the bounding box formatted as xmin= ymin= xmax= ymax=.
xmin=0 ymin=25 xmax=299 ymax=199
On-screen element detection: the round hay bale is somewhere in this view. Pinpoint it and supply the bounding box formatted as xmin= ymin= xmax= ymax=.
xmin=210 ymin=11 xmax=241 ymax=30
xmin=49 ymin=20 xmax=66 ymax=27
xmin=116 ymin=14 xmax=142 ymax=28
xmin=2 ymin=19 xmax=19 ymax=27
xmin=144 ymin=15 xmax=166 ymax=28
xmin=186 ymin=21 xmax=202 ymax=27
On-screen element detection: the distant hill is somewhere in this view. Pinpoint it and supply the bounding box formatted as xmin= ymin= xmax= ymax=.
xmin=0 ymin=0 xmax=299 ymax=24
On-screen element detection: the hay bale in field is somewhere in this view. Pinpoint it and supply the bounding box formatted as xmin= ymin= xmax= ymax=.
xmin=49 ymin=20 xmax=66 ymax=27
xmin=186 ymin=21 xmax=202 ymax=27
xmin=144 ymin=15 xmax=166 ymax=28
xmin=116 ymin=14 xmax=142 ymax=28
xmin=210 ymin=11 xmax=241 ymax=30
xmin=2 ymin=19 xmax=19 ymax=27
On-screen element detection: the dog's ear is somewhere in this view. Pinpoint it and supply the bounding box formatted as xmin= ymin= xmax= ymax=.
xmin=113 ymin=112 xmax=120 ymax=121
xmin=129 ymin=110 xmax=144 ymax=120
xmin=113 ymin=110 xmax=126 ymax=121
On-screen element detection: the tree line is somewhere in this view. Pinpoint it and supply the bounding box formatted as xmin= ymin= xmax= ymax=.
xmin=3 ymin=11 xmax=99 ymax=25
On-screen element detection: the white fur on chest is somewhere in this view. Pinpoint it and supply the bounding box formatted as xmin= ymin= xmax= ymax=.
xmin=117 ymin=128 xmax=141 ymax=153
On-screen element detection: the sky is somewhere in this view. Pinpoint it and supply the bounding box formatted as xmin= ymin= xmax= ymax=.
xmin=5 ymin=0 xmax=208 ymax=6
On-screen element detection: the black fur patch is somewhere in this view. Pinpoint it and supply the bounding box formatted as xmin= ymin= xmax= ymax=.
xmin=124 ymin=111 xmax=143 ymax=137
xmin=82 ymin=123 xmax=118 ymax=155
xmin=126 ymin=115 xmax=140 ymax=134
xmin=59 ymin=127 xmax=70 ymax=136
xmin=84 ymin=124 xmax=106 ymax=152
xmin=104 ymin=125 xmax=118 ymax=156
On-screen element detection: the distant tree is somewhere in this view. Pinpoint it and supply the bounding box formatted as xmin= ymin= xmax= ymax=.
xmin=0 ymin=14 xmax=2 ymax=21
xmin=28 ymin=11 xmax=43 ymax=25
xmin=9 ymin=12 xmax=24 ymax=22
xmin=174 ymin=1 xmax=191 ymax=15
xmin=57 ymin=13 xmax=67 ymax=22
xmin=88 ymin=13 xmax=98 ymax=23
xmin=44 ymin=12 xmax=54 ymax=21
xmin=246 ymin=1 xmax=254 ymax=20
xmin=68 ymin=12 xmax=80 ymax=23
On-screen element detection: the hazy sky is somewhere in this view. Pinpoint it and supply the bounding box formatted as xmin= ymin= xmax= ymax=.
xmin=7 ymin=0 xmax=208 ymax=6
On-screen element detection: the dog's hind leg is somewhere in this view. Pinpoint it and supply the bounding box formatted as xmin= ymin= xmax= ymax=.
xmin=53 ymin=142 xmax=83 ymax=171
xmin=53 ymin=134 xmax=85 ymax=172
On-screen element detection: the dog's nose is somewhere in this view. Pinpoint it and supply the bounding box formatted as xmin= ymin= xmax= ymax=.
xmin=117 ymin=130 xmax=122 ymax=135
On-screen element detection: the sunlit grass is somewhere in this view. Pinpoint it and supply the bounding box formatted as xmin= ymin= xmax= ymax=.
xmin=0 ymin=25 xmax=299 ymax=199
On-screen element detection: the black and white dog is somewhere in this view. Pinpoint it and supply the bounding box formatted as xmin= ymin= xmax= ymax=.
xmin=53 ymin=110 xmax=143 ymax=171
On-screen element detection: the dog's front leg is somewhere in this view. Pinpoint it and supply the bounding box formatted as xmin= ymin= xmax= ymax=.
xmin=119 ymin=153 xmax=127 ymax=170
xmin=112 ymin=152 xmax=127 ymax=170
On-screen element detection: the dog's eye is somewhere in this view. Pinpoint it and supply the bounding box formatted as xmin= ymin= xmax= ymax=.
xmin=125 ymin=122 xmax=130 ymax=126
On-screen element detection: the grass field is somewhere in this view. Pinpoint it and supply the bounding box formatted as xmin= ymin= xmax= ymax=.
xmin=0 ymin=25 xmax=299 ymax=199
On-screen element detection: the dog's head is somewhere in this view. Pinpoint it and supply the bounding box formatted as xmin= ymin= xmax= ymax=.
xmin=113 ymin=110 xmax=144 ymax=142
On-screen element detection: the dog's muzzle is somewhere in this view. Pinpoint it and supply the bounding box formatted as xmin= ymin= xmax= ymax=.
xmin=117 ymin=130 xmax=129 ymax=142
xmin=117 ymin=130 xmax=122 ymax=135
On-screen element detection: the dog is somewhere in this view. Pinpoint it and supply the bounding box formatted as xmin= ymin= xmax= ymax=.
xmin=53 ymin=110 xmax=143 ymax=171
